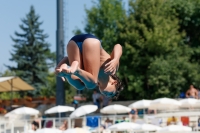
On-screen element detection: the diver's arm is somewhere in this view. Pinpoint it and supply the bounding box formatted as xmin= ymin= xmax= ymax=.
xmin=104 ymin=44 xmax=122 ymax=73
xmin=110 ymin=44 xmax=122 ymax=60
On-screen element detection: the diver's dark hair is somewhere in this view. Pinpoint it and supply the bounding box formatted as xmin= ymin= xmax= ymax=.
xmin=110 ymin=74 xmax=124 ymax=100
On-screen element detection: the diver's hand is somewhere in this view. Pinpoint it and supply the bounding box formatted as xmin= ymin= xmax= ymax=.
xmin=104 ymin=58 xmax=119 ymax=74
xmin=55 ymin=64 xmax=66 ymax=81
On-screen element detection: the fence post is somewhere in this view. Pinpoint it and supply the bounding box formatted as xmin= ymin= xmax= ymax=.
xmin=53 ymin=118 xmax=56 ymax=128
xmin=68 ymin=118 xmax=71 ymax=128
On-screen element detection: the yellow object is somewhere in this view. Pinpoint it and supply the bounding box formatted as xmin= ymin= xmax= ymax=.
xmin=0 ymin=76 xmax=34 ymax=92
xmin=167 ymin=117 xmax=178 ymax=124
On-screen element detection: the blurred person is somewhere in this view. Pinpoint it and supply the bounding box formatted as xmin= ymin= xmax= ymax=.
xmin=55 ymin=34 xmax=124 ymax=99
xmin=197 ymin=89 xmax=200 ymax=99
xmin=33 ymin=114 xmax=44 ymax=128
xmin=92 ymin=90 xmax=101 ymax=109
xmin=167 ymin=116 xmax=178 ymax=125
xmin=31 ymin=121 xmax=39 ymax=131
xmin=185 ymin=85 xmax=198 ymax=99
xmin=59 ymin=120 xmax=68 ymax=131
xmin=104 ymin=117 xmax=113 ymax=128
xmin=196 ymin=116 xmax=200 ymax=127
xmin=100 ymin=121 xmax=113 ymax=133
xmin=102 ymin=95 xmax=111 ymax=108
xmin=99 ymin=117 xmax=112 ymax=131
xmin=115 ymin=116 xmax=129 ymax=123
xmin=147 ymin=109 xmax=157 ymax=114
xmin=99 ymin=125 xmax=106 ymax=133
xmin=129 ymin=108 xmax=138 ymax=122
xmin=72 ymin=96 xmax=79 ymax=109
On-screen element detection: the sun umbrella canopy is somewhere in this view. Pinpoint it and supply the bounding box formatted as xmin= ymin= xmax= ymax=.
xmin=129 ymin=100 xmax=152 ymax=109
xmin=5 ymin=107 xmax=39 ymax=116
xmin=69 ymin=105 xmax=97 ymax=118
xmin=179 ymin=98 xmax=200 ymax=108
xmin=149 ymin=98 xmax=180 ymax=110
xmin=136 ymin=123 xmax=162 ymax=132
xmin=156 ymin=125 xmax=192 ymax=132
xmin=100 ymin=104 xmax=131 ymax=114
xmin=45 ymin=105 xmax=75 ymax=114
xmin=0 ymin=76 xmax=34 ymax=92
xmin=108 ymin=122 xmax=140 ymax=131
xmin=35 ymin=128 xmax=62 ymax=133
xmin=64 ymin=128 xmax=91 ymax=133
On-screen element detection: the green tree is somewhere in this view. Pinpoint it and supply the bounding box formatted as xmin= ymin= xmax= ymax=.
xmin=0 ymin=70 xmax=15 ymax=77
xmin=84 ymin=0 xmax=127 ymax=52
xmin=7 ymin=6 xmax=55 ymax=95
xmin=40 ymin=72 xmax=56 ymax=97
xmin=169 ymin=0 xmax=200 ymax=65
xmin=115 ymin=0 xmax=185 ymax=99
xmin=119 ymin=0 xmax=200 ymax=99
xmin=147 ymin=48 xmax=200 ymax=98
xmin=74 ymin=0 xmax=200 ymax=100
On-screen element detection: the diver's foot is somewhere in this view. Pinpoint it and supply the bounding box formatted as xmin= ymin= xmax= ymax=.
xmin=62 ymin=61 xmax=79 ymax=74
xmin=57 ymin=64 xmax=71 ymax=78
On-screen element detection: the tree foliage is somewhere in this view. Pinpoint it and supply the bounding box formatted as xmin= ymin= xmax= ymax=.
xmin=7 ymin=6 xmax=55 ymax=95
xmin=4 ymin=0 xmax=200 ymax=100
xmin=169 ymin=0 xmax=200 ymax=64
xmin=77 ymin=0 xmax=200 ymax=100
xmin=84 ymin=0 xmax=127 ymax=52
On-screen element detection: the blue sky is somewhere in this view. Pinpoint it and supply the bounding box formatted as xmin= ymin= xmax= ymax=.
xmin=0 ymin=0 xmax=94 ymax=72
xmin=0 ymin=0 xmax=128 ymax=73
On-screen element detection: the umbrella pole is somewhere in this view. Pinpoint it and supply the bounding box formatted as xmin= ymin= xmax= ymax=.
xmin=113 ymin=114 xmax=116 ymax=133
xmin=68 ymin=117 xmax=71 ymax=128
xmin=98 ymin=117 xmax=100 ymax=133
xmin=59 ymin=113 xmax=61 ymax=124
xmin=10 ymin=79 xmax=13 ymax=109
xmin=11 ymin=121 xmax=14 ymax=133
xmin=83 ymin=115 xmax=86 ymax=128
xmin=4 ymin=122 xmax=6 ymax=133
xmin=24 ymin=115 xmax=25 ymax=133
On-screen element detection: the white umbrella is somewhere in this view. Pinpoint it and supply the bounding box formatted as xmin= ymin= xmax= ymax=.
xmin=5 ymin=107 xmax=40 ymax=133
xmin=179 ymin=98 xmax=200 ymax=108
xmin=64 ymin=128 xmax=91 ymax=133
xmin=149 ymin=98 xmax=180 ymax=110
xmin=69 ymin=105 xmax=97 ymax=118
xmin=156 ymin=125 xmax=192 ymax=132
xmin=27 ymin=129 xmax=35 ymax=133
xmin=100 ymin=104 xmax=131 ymax=114
xmin=45 ymin=105 xmax=74 ymax=123
xmin=128 ymin=99 xmax=152 ymax=109
xmin=36 ymin=128 xmax=62 ymax=133
xmin=5 ymin=107 xmax=39 ymax=116
xmin=196 ymin=100 xmax=200 ymax=107
xmin=108 ymin=122 xmax=140 ymax=131
xmin=135 ymin=123 xmax=162 ymax=132
xmin=45 ymin=105 xmax=75 ymax=114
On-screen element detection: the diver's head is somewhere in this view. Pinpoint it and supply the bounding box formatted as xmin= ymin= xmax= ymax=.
xmin=99 ymin=74 xmax=124 ymax=100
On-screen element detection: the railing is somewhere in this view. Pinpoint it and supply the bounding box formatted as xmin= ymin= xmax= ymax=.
xmin=1 ymin=111 xmax=200 ymax=133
